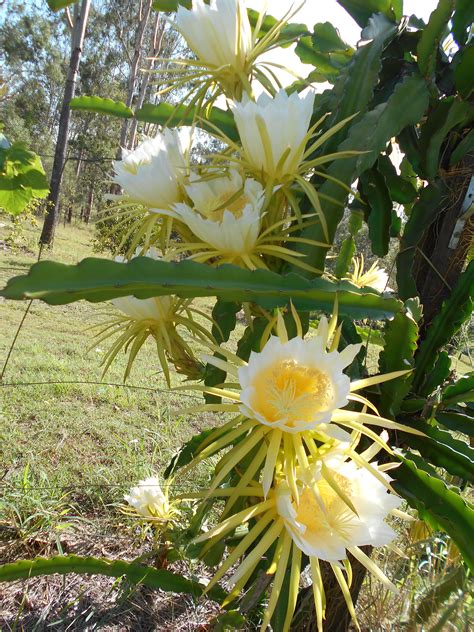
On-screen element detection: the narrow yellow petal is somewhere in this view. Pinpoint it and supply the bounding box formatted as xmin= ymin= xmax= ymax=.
xmin=284 ymin=433 xmax=299 ymax=504
xmin=208 ymin=427 xmax=266 ymax=495
xmin=290 ymin=301 xmax=303 ymax=338
xmin=173 ymin=384 xmax=241 ymax=401
xmin=193 ymin=498 xmax=275 ymax=543
xmin=283 ymin=544 xmax=302 ymax=632
xmin=228 ymin=518 xmax=285 ymax=586
xmin=347 ymin=393 xmax=379 ymax=415
xmin=277 ymin=310 xmax=289 ymax=343
xmin=201 ymin=354 xmax=239 ymax=377
xmin=348 ymin=450 xmax=396 ymax=493
xmin=262 ymin=429 xmax=283 ymax=498
xmin=310 ymin=557 xmax=325 ymax=632
xmin=205 ymin=510 xmax=277 ymax=593
xmin=260 ymin=533 xmax=292 ymax=631
xmin=335 ymin=418 xmax=393 ymax=454
xmin=328 ymin=295 xmax=339 ymax=343
xmin=329 ymin=323 xmax=343 ymax=353
xmin=390 ymin=508 xmax=416 ymax=522
xmin=331 ymin=563 xmax=360 ymax=631
xmin=321 ymin=462 xmax=359 ymax=516
xmin=349 ymin=546 xmax=398 ymax=593
xmin=350 ymin=370 xmax=411 ymax=392
xmin=221 ymin=441 xmax=267 ymax=517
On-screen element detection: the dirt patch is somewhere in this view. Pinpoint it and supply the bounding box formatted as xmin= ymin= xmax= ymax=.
xmin=0 ymin=528 xmax=223 ymax=632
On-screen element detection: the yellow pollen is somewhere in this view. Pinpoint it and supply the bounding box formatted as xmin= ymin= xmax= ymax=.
xmin=250 ymin=360 xmax=334 ymax=427
xmin=294 ymin=481 xmax=355 ymax=541
xmin=203 ymin=191 xmax=250 ymax=222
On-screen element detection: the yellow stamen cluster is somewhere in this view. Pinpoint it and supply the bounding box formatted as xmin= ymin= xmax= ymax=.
xmin=171 ymin=306 xmax=420 ymax=631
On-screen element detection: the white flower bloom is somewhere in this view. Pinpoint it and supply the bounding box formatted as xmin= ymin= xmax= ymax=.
xmin=275 ymin=459 xmax=401 ymax=562
xmin=112 ymin=130 xmax=187 ymax=211
xmin=172 ymin=170 xmax=265 ymax=258
xmin=112 ymin=249 xmax=175 ymax=321
xmin=237 ymin=332 xmax=360 ymax=433
xmin=124 ymin=476 xmax=174 ymax=520
xmin=176 ymin=0 xmax=252 ymax=74
xmin=231 ymin=90 xmax=315 ymax=180
xmin=346 ymin=255 xmax=393 ymax=293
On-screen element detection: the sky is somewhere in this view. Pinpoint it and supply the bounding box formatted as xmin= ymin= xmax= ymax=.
xmin=247 ymin=0 xmax=439 ymax=88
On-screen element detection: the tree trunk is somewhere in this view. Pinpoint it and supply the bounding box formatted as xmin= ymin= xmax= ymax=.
xmin=292 ymin=550 xmax=371 ymax=632
xmin=127 ymin=11 xmax=164 ymax=148
xmin=83 ymin=187 xmax=94 ymax=224
xmin=39 ymin=0 xmax=91 ymax=247
xmin=413 ymin=151 xmax=474 ymax=334
xmin=118 ymin=0 xmax=154 ymax=151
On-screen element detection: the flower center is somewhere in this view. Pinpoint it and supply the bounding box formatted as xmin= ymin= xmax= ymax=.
xmin=250 ymin=360 xmax=334 ymax=427
xmin=204 ymin=191 xmax=250 ymax=222
xmin=123 ymin=157 xmax=152 ymax=175
xmin=294 ymin=483 xmax=354 ymax=541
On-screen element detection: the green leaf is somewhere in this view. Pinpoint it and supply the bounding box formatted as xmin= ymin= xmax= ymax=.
xmin=402 ymin=421 xmax=474 ymax=483
xmin=236 ymin=317 xmax=269 ymax=362
xmin=335 ymin=237 xmax=356 ymax=278
xmin=355 ymin=324 xmax=385 ymax=346
xmin=413 ymin=262 xmax=474 ymax=391
xmin=69 ymin=96 xmax=134 ymax=119
xmin=378 ymin=154 xmax=418 ymax=204
xmin=378 ymin=311 xmax=418 ymax=416
xmin=450 ymin=128 xmax=474 ymax=167
xmin=452 ymin=0 xmax=474 ymax=46
xmin=294 ymin=58 xmax=427 ymax=274
xmin=417 ymin=0 xmax=455 ymax=79
xmin=419 ymin=97 xmax=474 ymax=179
xmin=454 ymin=44 xmax=474 ymax=98
xmin=356 ymin=75 xmax=429 ymax=174
xmin=442 ymin=374 xmax=474 ymax=405
xmin=0 ymin=144 xmax=49 ymax=216
xmin=164 ymin=427 xmax=216 ymax=478
xmin=152 ymin=0 xmax=191 ymax=10
xmin=47 ymin=0 xmax=78 ymax=11
xmin=135 ymin=102 xmax=238 ymax=142
xmin=393 ymin=458 xmax=474 ymax=572
xmin=0 ymin=258 xmax=403 ymax=319
xmin=419 ymin=350 xmax=451 ymax=397
xmin=210 ymin=611 xmax=246 ymax=631
xmin=312 ymin=22 xmax=350 ymax=52
xmin=436 ymin=411 xmax=473 ymax=436
xmin=0 ymin=554 xmax=214 ymax=597
xmin=396 ymin=183 xmax=443 ymax=300
xmin=361 ymin=167 xmax=393 ymax=257
xmin=327 ymin=15 xmax=398 ymax=145
xmin=294 ymin=38 xmax=342 ymax=81
xmin=336 ymin=0 xmax=399 ymax=27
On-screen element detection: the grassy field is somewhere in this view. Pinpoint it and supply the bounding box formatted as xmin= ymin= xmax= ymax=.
xmin=0 ymin=219 xmax=472 ymax=630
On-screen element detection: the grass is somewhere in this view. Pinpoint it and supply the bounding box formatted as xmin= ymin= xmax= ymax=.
xmin=0 ymin=222 xmax=217 ymax=536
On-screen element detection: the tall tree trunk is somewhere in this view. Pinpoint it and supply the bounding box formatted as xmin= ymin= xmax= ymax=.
xmin=39 ymin=0 xmax=91 ymax=247
xmin=413 ymin=151 xmax=474 ymax=334
xmin=83 ymin=187 xmax=94 ymax=224
xmin=118 ymin=0 xmax=154 ymax=151
xmin=127 ymin=11 xmax=164 ymax=148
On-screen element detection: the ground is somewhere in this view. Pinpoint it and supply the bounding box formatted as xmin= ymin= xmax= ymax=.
xmin=0 ymin=219 xmax=472 ymax=631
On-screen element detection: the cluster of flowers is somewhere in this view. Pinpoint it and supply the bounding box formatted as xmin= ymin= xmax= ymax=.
xmin=97 ymin=1 xmax=411 ymax=629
